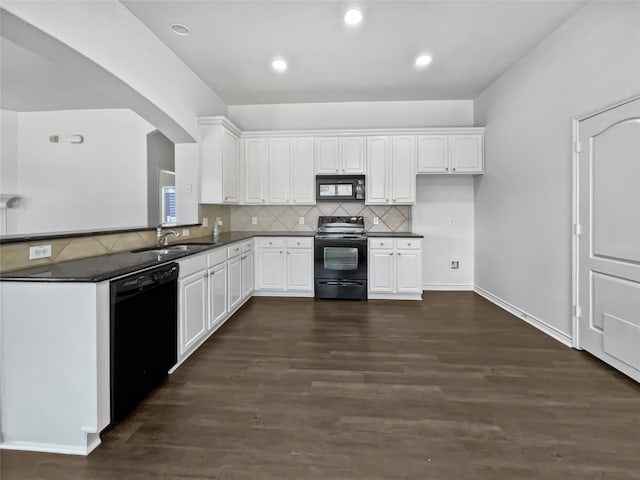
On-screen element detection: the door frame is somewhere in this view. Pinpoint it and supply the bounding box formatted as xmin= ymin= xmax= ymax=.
xmin=571 ymin=95 xmax=640 ymax=350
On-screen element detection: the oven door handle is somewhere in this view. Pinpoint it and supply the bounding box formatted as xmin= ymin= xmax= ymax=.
xmin=319 ymin=280 xmax=363 ymax=287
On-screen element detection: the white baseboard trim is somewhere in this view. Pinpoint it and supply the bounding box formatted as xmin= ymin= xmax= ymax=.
xmin=0 ymin=439 xmax=98 ymax=456
xmin=368 ymin=293 xmax=422 ymax=301
xmin=473 ymin=285 xmax=573 ymax=348
xmin=423 ymin=283 xmax=474 ymax=291
xmin=252 ymin=291 xmax=314 ymax=297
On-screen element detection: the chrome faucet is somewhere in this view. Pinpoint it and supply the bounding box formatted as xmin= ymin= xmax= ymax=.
xmin=156 ymin=225 xmax=179 ymax=247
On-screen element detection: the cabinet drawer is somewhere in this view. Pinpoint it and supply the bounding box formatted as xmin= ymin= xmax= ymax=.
xmin=396 ymin=238 xmax=421 ymax=250
xmin=286 ymin=237 xmax=312 ymax=249
xmin=178 ymin=252 xmax=208 ymax=278
xmin=242 ymin=240 xmax=254 ymax=253
xmin=258 ymin=237 xmax=284 ymax=248
xmin=208 ymin=247 xmax=227 ymax=267
xmin=227 ymin=243 xmax=243 ymax=259
xmin=369 ymin=238 xmax=393 ymax=249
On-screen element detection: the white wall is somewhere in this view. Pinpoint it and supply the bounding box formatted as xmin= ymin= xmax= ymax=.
xmin=13 ymin=109 xmax=154 ymax=234
xmin=0 ymin=109 xmax=19 ymax=235
xmin=229 ymin=100 xmax=473 ymax=131
xmin=473 ymin=1 xmax=640 ymax=339
xmin=412 ymin=175 xmax=475 ymax=290
xmin=2 ymin=1 xmax=227 ymax=143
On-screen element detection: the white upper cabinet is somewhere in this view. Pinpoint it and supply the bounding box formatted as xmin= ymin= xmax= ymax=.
xmin=199 ymin=117 xmax=241 ymax=204
xmin=366 ymin=136 xmax=391 ymax=204
xmin=341 ymin=137 xmax=366 ymax=174
xmin=450 ymin=135 xmax=483 ymax=173
xmin=316 ymin=137 xmax=340 ymax=174
xmin=244 ymin=138 xmax=267 ymax=203
xmin=267 ymin=138 xmax=291 ymax=203
xmin=290 ymin=137 xmax=315 ymax=204
xmin=417 ymin=133 xmax=484 ymax=174
xmin=417 ymin=135 xmax=449 ymax=173
xmin=391 ymin=136 xmax=416 ymax=204
xmin=366 ymin=135 xmax=415 ymax=205
xmin=316 ymin=136 xmax=365 ymax=174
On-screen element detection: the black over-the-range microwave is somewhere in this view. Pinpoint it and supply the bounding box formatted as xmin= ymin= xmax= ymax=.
xmin=316 ymin=175 xmax=365 ymax=202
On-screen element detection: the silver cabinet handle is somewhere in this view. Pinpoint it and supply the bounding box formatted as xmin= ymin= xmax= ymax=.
xmin=398 ymin=252 xmax=402 ymax=256
xmin=390 ymin=252 xmax=394 ymax=256
xmin=287 ymin=251 xmax=290 ymax=255
xmin=335 ymin=169 xmax=339 ymax=173
xmin=297 ymin=242 xmax=301 ymax=245
xmin=385 ymin=198 xmax=389 ymax=202
xmin=445 ymin=167 xmax=449 ymax=171
xmin=407 ymin=242 xmax=412 ymax=246
xmin=452 ymin=168 xmax=456 ymax=172
xmin=379 ymin=242 xmax=384 ymax=246
xmin=269 ymin=241 xmax=272 ymax=245
xmin=280 ymin=250 xmax=283 ymax=254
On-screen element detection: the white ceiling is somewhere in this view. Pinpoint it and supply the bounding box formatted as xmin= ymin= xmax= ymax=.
xmin=122 ymin=0 xmax=586 ymax=105
xmin=0 ymin=37 xmax=123 ymax=112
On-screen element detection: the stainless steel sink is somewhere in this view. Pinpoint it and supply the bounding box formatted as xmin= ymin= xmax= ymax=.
xmin=133 ymin=244 xmax=206 ymax=255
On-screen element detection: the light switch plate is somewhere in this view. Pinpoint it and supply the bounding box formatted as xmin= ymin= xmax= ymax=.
xmin=252 ymin=217 xmax=258 ymax=225
xmin=450 ymin=260 xmax=459 ymax=270
xmin=373 ymin=217 xmax=379 ymax=225
xmin=29 ymin=245 xmax=52 ymax=260
xmin=182 ymin=229 xmax=190 ymax=237
xmin=202 ymin=217 xmax=208 ymax=227
xmin=299 ymin=217 xmax=305 ymax=225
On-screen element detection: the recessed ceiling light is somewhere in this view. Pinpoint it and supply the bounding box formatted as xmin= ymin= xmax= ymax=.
xmin=344 ymin=9 xmax=363 ymax=25
xmin=415 ymin=54 xmax=433 ymax=68
xmin=170 ymin=23 xmax=190 ymax=36
xmin=272 ymin=58 xmax=288 ymax=73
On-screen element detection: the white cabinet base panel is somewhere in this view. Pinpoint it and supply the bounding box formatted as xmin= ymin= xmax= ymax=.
xmin=252 ymin=291 xmax=314 ymax=298
xmin=368 ymin=292 xmax=422 ymax=301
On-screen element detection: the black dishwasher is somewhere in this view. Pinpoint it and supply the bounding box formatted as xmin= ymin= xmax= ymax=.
xmin=110 ymin=263 xmax=178 ymax=423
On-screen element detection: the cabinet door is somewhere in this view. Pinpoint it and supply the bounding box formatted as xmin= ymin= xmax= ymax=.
xmin=368 ymin=250 xmax=395 ymax=293
xmin=209 ymin=263 xmax=228 ymax=329
xmin=228 ymin=255 xmax=243 ymax=312
xmin=222 ymin=129 xmax=239 ymax=203
xmin=392 ymin=136 xmax=416 ymax=204
xmin=256 ymin=248 xmax=286 ymax=290
xmin=341 ymin=136 xmax=365 ymax=174
xmin=450 ymin=135 xmax=483 ymax=173
xmin=418 ymin=135 xmax=449 ymax=173
xmin=242 ymin=252 xmax=255 ymax=298
xmin=179 ymin=270 xmax=208 ymax=354
xmin=286 ymin=248 xmax=313 ymax=291
xmin=396 ymin=250 xmax=422 ymax=294
xmin=366 ymin=136 xmax=390 ymax=204
xmin=316 ymin=137 xmax=340 ymax=174
xmin=244 ymin=138 xmax=267 ymax=203
xmin=290 ymin=137 xmax=315 ymax=204
xmin=268 ymin=138 xmax=291 ymax=203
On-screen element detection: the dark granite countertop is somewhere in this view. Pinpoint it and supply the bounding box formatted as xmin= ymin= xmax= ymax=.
xmin=0 ymin=230 xmax=421 ymax=282
xmin=366 ymin=232 xmax=424 ymax=238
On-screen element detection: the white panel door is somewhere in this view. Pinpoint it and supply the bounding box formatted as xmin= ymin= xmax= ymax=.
xmin=268 ymin=138 xmax=291 ymax=203
xmin=244 ymin=138 xmax=267 ymax=203
xmin=228 ymin=255 xmax=243 ymax=312
xmin=577 ymin=97 xmax=640 ymax=382
xmin=290 ymin=137 xmax=315 ymax=204
xmin=242 ymin=252 xmax=255 ymax=298
xmin=369 ymin=250 xmax=395 ymax=293
xmin=341 ymin=136 xmax=365 ymax=174
xmin=366 ymin=136 xmax=390 ymax=204
xmin=396 ymin=250 xmax=422 ymax=293
xmin=208 ymin=263 xmax=227 ymax=329
xmin=221 ymin=128 xmax=239 ymax=202
xmin=286 ymin=249 xmax=313 ymax=291
xmin=257 ymin=248 xmax=285 ymax=290
xmin=392 ymin=135 xmax=416 ymax=204
xmin=180 ymin=270 xmax=207 ymax=354
xmin=316 ymin=137 xmax=340 ymax=174
xmin=418 ymin=135 xmax=449 ymax=173
xmin=450 ymin=135 xmax=483 ymax=173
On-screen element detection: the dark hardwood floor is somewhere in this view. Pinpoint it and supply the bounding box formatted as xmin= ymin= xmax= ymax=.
xmin=2 ymin=292 xmax=639 ymax=479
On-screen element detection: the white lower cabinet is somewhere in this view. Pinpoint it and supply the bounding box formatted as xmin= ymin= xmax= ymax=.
xmin=178 ymin=253 xmax=209 ymax=356
xmin=255 ymin=237 xmax=314 ymax=296
xmin=242 ymin=240 xmax=255 ymax=298
xmin=368 ymin=238 xmax=422 ymax=300
xmin=208 ymin=261 xmax=228 ymax=330
xmin=228 ymin=253 xmax=243 ymax=312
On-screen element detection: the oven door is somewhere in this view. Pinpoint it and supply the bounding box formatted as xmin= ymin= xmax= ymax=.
xmin=314 ymin=239 xmax=367 ymax=281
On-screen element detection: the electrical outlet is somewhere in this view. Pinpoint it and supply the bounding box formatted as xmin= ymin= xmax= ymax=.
xmin=449 ymin=217 xmax=455 ymax=225
xmin=299 ymin=217 xmax=305 ymax=225
xmin=202 ymin=217 xmax=209 ymax=227
xmin=252 ymin=217 xmax=258 ymax=225
xmin=29 ymin=245 xmax=52 ymax=260
xmin=450 ymin=260 xmax=459 ymax=270
xmin=373 ymin=217 xmax=379 ymax=225
xmin=182 ymin=229 xmax=190 ymax=237
xmin=185 ymin=183 xmax=192 ymax=194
